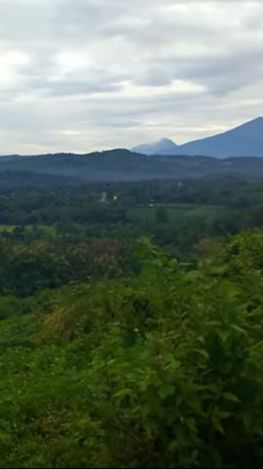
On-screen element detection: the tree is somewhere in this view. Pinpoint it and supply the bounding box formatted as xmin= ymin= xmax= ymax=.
xmin=155 ymin=206 xmax=169 ymax=224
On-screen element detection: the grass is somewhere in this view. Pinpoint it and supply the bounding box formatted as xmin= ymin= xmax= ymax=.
xmin=128 ymin=203 xmax=226 ymax=224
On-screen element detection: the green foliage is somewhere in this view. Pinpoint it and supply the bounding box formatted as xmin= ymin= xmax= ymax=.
xmin=0 ymin=230 xmax=263 ymax=467
xmin=1 ymin=176 xmax=263 ymax=467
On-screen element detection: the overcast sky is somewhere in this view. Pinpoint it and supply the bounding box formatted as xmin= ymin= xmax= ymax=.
xmin=0 ymin=0 xmax=262 ymax=154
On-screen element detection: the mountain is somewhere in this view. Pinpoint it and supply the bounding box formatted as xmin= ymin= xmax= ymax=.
xmin=180 ymin=117 xmax=263 ymax=158
xmin=133 ymin=138 xmax=178 ymax=155
xmin=133 ymin=117 xmax=263 ymax=158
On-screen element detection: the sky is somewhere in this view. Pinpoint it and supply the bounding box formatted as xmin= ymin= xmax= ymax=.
xmin=0 ymin=0 xmax=262 ymax=154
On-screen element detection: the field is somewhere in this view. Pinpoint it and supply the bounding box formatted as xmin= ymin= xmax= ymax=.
xmin=129 ymin=203 xmax=226 ymax=224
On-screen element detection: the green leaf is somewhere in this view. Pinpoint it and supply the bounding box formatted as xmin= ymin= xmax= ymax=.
xmin=230 ymin=325 xmax=248 ymax=336
xmin=213 ymin=419 xmax=225 ymax=434
xmin=222 ymin=392 xmax=241 ymax=404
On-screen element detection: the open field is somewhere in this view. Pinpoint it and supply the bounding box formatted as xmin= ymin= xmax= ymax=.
xmin=129 ymin=203 xmax=226 ymax=224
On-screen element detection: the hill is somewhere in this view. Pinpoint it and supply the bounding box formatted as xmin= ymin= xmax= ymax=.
xmin=2 ymin=150 xmax=263 ymax=186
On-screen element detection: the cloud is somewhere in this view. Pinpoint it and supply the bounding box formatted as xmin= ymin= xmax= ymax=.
xmin=0 ymin=0 xmax=262 ymax=153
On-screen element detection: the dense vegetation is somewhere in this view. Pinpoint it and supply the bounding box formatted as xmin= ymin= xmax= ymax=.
xmin=0 ymin=170 xmax=263 ymax=467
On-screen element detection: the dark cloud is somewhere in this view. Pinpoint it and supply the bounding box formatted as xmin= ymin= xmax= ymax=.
xmin=0 ymin=0 xmax=262 ymax=153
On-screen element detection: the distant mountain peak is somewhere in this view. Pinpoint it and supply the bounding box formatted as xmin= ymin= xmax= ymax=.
xmin=159 ymin=137 xmax=175 ymax=144
xmin=133 ymin=137 xmax=177 ymax=156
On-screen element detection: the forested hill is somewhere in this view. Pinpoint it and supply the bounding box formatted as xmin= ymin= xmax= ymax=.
xmin=1 ymin=150 xmax=263 ymax=183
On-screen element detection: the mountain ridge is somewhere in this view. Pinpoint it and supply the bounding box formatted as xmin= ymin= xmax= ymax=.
xmin=133 ymin=117 xmax=263 ymax=158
